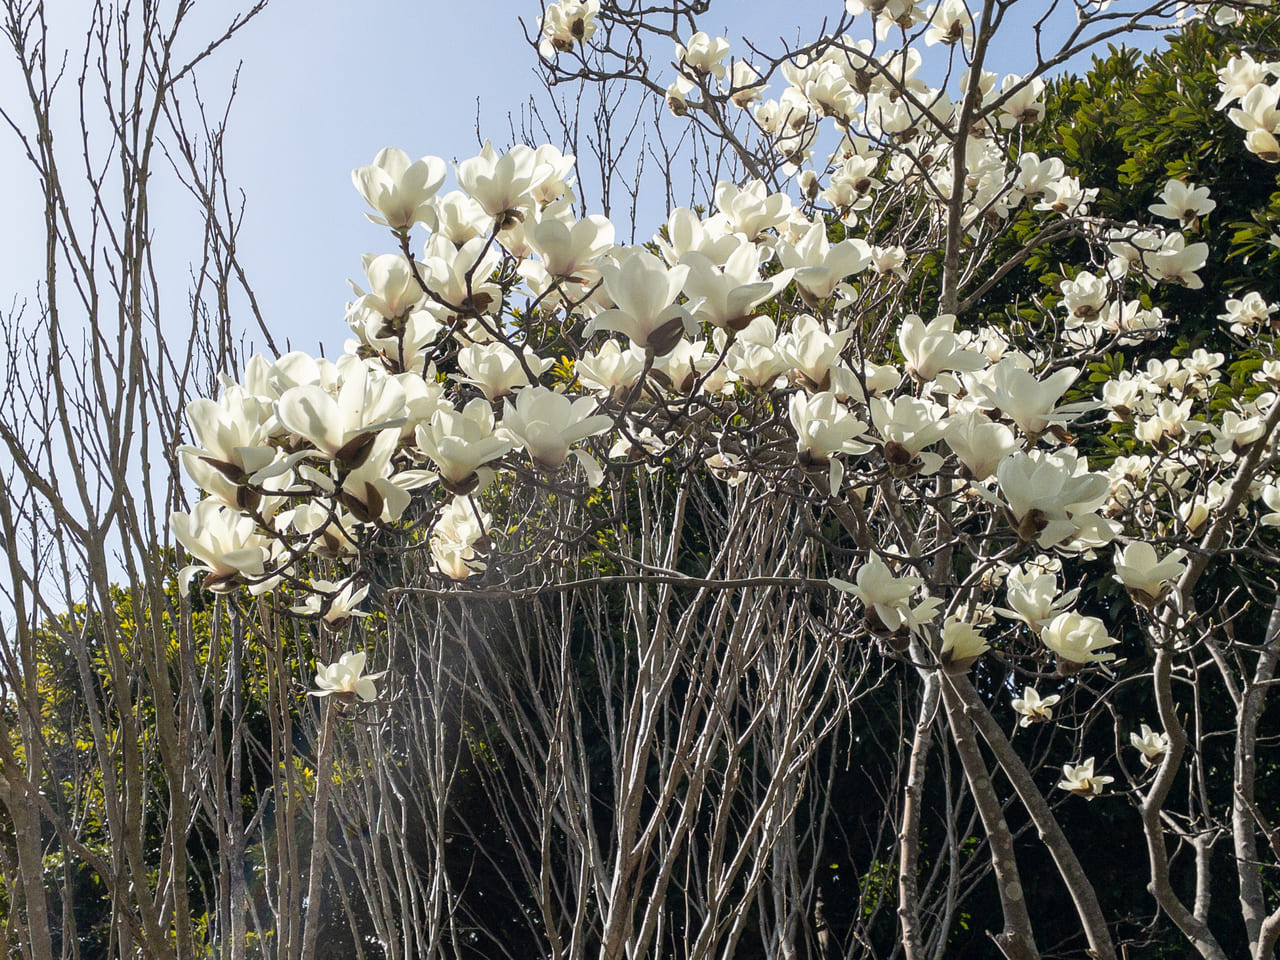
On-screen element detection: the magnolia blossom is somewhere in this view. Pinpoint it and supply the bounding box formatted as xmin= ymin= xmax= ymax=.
xmin=680 ymin=246 xmax=792 ymax=331
xmin=1058 ymin=757 xmax=1113 ymax=797
xmin=829 ymin=555 xmax=939 ymax=634
xmin=1130 ymin=723 xmax=1170 ymax=767
xmin=789 ymin=391 xmax=872 ymax=464
xmin=1148 ymin=179 xmax=1215 ymax=224
xmin=592 ymin=249 xmax=692 ymax=355
xmin=172 ymin=499 xmax=272 ymax=596
xmin=500 ymin=386 xmax=611 ymax=479
xmin=1219 ymin=291 xmax=1277 ymax=336
xmin=352 ymin=148 xmax=446 ymax=230
xmin=967 ymin=360 xmax=1085 ymax=437
xmin=290 ymin=579 xmax=370 ymax=628
xmin=996 ymin=563 xmax=1078 ymax=633
xmin=676 ymin=32 xmax=730 ymax=80
xmin=456 ymin=342 xmax=554 ymax=400
xmin=1112 ymin=541 xmax=1187 ymax=607
xmin=899 ymin=314 xmax=985 ymax=382
xmin=1011 ymin=687 xmax=1060 ymax=726
xmin=415 ymin=399 xmax=513 ymax=494
xmin=944 ymin=410 xmax=1017 ymax=481
xmin=992 ymin=449 xmax=1115 ymax=549
xmin=311 ymin=651 xmax=385 ymax=702
xmin=537 ymin=0 xmax=600 ymax=57
xmin=1041 ymin=611 xmax=1119 ymax=666
xmin=455 ymin=142 xmax=553 ymax=224
xmin=938 ymin=617 xmax=989 ymax=671
xmin=576 ymin=340 xmax=647 ymax=397
xmin=725 ymin=60 xmax=766 ymax=107
xmin=431 ymin=496 xmax=490 ymax=579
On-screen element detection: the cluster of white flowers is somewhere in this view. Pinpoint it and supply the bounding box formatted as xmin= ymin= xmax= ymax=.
xmin=168 ymin=4 xmax=1280 ymax=723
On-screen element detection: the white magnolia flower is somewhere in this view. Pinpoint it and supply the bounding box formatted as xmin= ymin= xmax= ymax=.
xmin=537 ymin=0 xmax=600 ymax=57
xmin=725 ymin=60 xmax=766 ymax=108
xmin=415 ymin=399 xmax=514 ymax=494
xmin=992 ymin=449 xmax=1114 ymax=548
xmin=681 ymin=245 xmax=792 ymax=331
xmin=275 ymin=366 xmax=406 ymax=463
xmin=938 ymin=617 xmax=989 ymax=671
xmin=1130 ymin=723 xmax=1170 ymax=768
xmin=714 ymin=180 xmax=791 ymax=239
xmin=777 ymin=223 xmax=870 ymax=303
xmin=777 ymin=314 xmax=853 ymax=392
xmin=830 ymin=555 xmax=923 ymax=633
xmin=352 ymin=148 xmax=446 ymax=231
xmin=311 ymin=651 xmax=385 ymax=702
xmin=431 ymin=496 xmax=490 ymax=580
xmin=592 ymin=249 xmax=692 ymax=355
xmin=967 ymin=360 xmax=1085 ymax=437
xmin=789 ymin=391 xmax=872 ymax=464
xmin=1058 ymin=757 xmax=1113 ymax=797
xmin=1011 ymin=687 xmax=1060 ymax=726
xmin=996 ymin=563 xmax=1078 ymax=632
xmin=500 ymin=386 xmax=612 ymax=478
xmin=528 ymin=213 xmax=614 ymax=280
xmin=172 ymin=499 xmax=272 ymax=596
xmin=576 ymin=340 xmax=648 ymax=397
xmin=676 ymin=32 xmax=730 ymax=80
xmin=291 ymin=579 xmax=370 ymax=627
xmin=1113 ymin=541 xmax=1187 ymax=607
xmin=1219 ymin=291 xmax=1277 ymax=336
xmin=455 ymin=141 xmax=554 ymax=224
xmin=456 ymin=342 xmax=553 ymax=400
xmin=944 ymin=410 xmax=1017 ymax=481
xmin=1148 ymin=179 xmax=1216 ymax=224
xmin=1041 ymin=611 xmax=1119 ymax=666
xmin=898 ymin=314 xmax=985 ymax=382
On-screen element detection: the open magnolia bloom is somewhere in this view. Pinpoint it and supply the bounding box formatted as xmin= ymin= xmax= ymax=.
xmin=311 ymin=651 xmax=385 ymax=702
xmin=172 ymin=499 xmax=273 ymax=596
xmin=967 ymin=359 xmax=1089 ymax=437
xmin=680 ymin=246 xmax=793 ymax=332
xmin=575 ymin=340 xmax=647 ymax=397
xmin=1041 ymin=611 xmax=1119 ymax=668
xmin=500 ymin=386 xmax=612 ymax=482
xmin=290 ymin=578 xmax=370 ymax=628
xmin=1112 ymin=541 xmax=1188 ymax=607
xmin=1131 ymin=723 xmax=1170 ymax=768
xmin=430 ymin=496 xmax=490 ymax=580
xmin=869 ymin=395 xmax=948 ymax=474
xmin=776 ymin=313 xmax=853 ymax=393
xmin=1058 ymin=757 xmax=1113 ymax=798
xmin=275 ymin=364 xmax=407 ymax=465
xmin=591 ymin=248 xmax=692 ymax=355
xmin=415 ymin=399 xmax=514 ymax=494
xmin=938 ymin=617 xmax=990 ymax=672
xmin=995 ymin=563 xmax=1079 ymax=633
xmin=537 ymin=0 xmax=600 ymax=57
xmin=789 ymin=390 xmax=873 ymax=465
xmin=351 ymin=147 xmax=446 ymax=231
xmin=944 ymin=410 xmax=1018 ymax=481
xmin=455 ymin=141 xmax=553 ymax=225
xmin=456 ymin=342 xmax=554 ymax=401
xmin=179 ymin=388 xmax=278 ymax=509
xmin=1011 ymin=686 xmax=1061 ymax=726
xmin=990 ymin=449 xmax=1117 ymax=549
xmin=898 ymin=313 xmax=986 ymax=382
xmin=830 ymin=555 xmax=940 ymax=635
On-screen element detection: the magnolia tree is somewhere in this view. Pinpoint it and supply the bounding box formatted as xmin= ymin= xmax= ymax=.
xmin=157 ymin=0 xmax=1280 ymax=958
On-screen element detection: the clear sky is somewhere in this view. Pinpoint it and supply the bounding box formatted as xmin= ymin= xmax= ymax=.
xmin=0 ymin=0 xmax=1166 ymax=360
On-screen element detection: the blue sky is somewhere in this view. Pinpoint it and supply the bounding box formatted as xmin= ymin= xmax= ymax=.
xmin=0 ymin=0 xmax=1166 ymax=360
